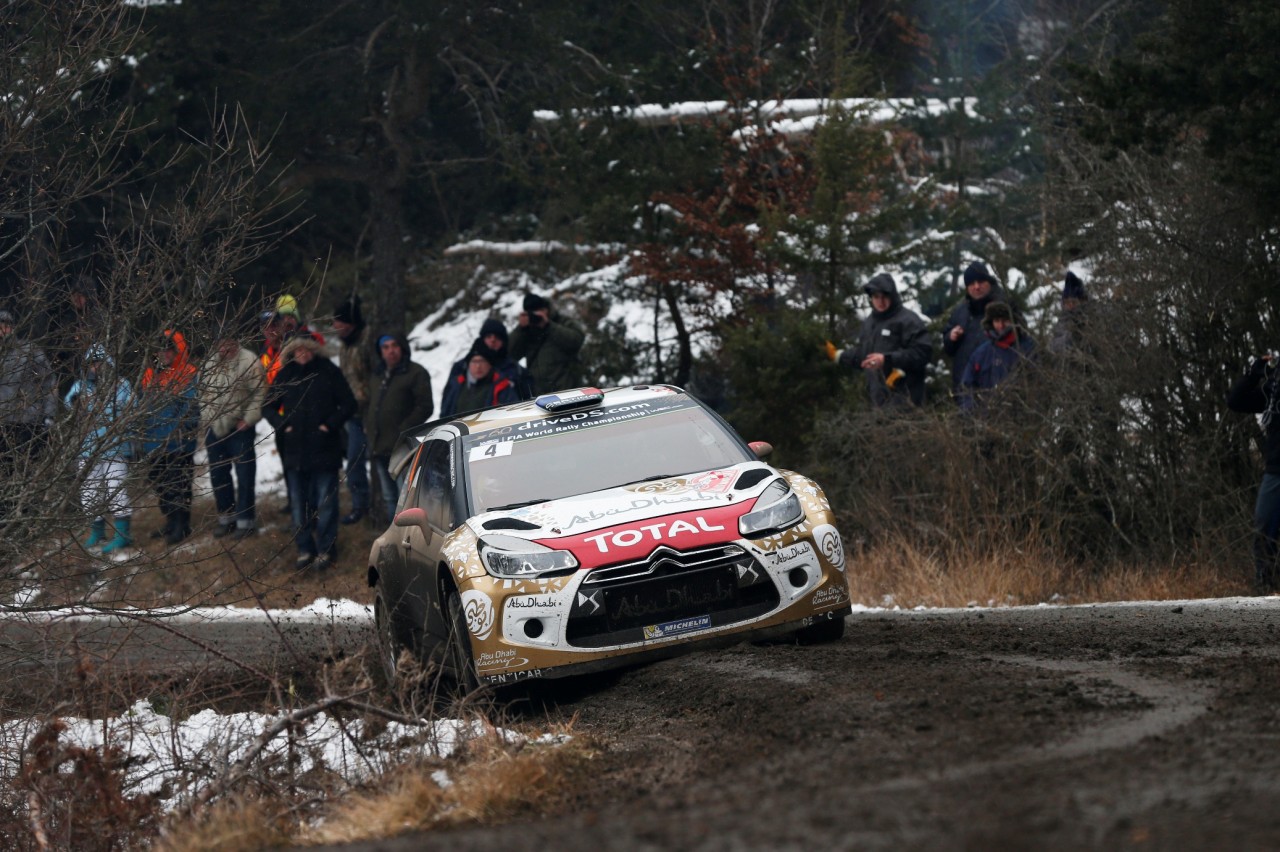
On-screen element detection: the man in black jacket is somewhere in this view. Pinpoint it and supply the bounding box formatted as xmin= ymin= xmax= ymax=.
xmin=942 ymin=262 xmax=1018 ymax=398
xmin=829 ymin=273 xmax=932 ymax=408
xmin=264 ymin=337 xmax=356 ymax=571
xmin=1228 ymin=352 xmax=1280 ymax=594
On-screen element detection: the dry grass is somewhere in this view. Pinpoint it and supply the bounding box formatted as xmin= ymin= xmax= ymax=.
xmin=846 ymin=532 xmax=1251 ymax=609
xmin=154 ymin=798 xmax=293 ymax=852
xmin=307 ymin=726 xmax=592 ymax=844
xmin=159 ymin=720 xmax=595 ymax=848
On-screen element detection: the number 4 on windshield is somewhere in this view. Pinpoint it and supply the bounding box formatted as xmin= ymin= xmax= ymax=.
xmin=469 ymin=441 xmax=514 ymax=462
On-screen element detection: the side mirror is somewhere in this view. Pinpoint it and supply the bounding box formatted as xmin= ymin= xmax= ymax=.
xmin=748 ymin=441 xmax=773 ymax=459
xmin=393 ymin=507 xmax=433 ymax=541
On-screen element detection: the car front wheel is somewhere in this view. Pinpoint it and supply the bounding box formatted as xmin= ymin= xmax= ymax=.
xmin=374 ymin=588 xmax=410 ymax=685
xmin=444 ymin=591 xmax=482 ymax=695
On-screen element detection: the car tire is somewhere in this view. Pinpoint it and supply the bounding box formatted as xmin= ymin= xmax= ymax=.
xmin=374 ymin=588 xmax=410 ymax=685
xmin=444 ymin=590 xmax=482 ymax=695
xmin=795 ymin=615 xmax=846 ymax=644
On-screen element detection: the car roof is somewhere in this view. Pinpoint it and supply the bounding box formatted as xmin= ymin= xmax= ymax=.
xmin=421 ymin=384 xmax=693 ymax=441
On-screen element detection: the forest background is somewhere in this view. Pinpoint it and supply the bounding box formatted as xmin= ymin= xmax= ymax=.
xmin=3 ymin=0 xmax=1280 ymax=595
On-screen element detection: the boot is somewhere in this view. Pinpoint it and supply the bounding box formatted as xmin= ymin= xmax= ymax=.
xmin=83 ymin=518 xmax=107 ymax=550
xmin=166 ymin=509 xmax=191 ymax=545
xmin=100 ymin=517 xmax=133 ymax=556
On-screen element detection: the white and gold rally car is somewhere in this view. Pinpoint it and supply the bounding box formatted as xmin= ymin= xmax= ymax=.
xmin=369 ymin=385 xmax=850 ymax=689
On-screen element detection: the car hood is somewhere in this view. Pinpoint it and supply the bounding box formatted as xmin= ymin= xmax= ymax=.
xmin=467 ymin=461 xmax=780 ymax=543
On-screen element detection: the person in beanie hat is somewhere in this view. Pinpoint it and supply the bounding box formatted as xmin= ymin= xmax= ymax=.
xmin=200 ymin=323 xmax=266 ymax=539
xmin=1049 ymin=270 xmax=1093 ymax=356
xmin=440 ymin=317 xmax=533 ymax=417
xmin=943 ymin=262 xmax=1021 ymax=398
xmin=330 ymin=294 xmax=372 ymax=525
xmin=958 ymin=301 xmax=1036 ymax=413
xmin=826 ymin=273 xmax=932 ymax=408
xmin=365 ymin=332 xmax=433 ymax=518
xmin=447 ymin=340 xmax=521 ymax=416
xmin=1228 ymin=350 xmax=1280 ymax=594
xmin=509 ymin=292 xmax=584 ymax=395
xmin=64 ymin=344 xmax=135 ymax=557
xmin=139 ymin=329 xmax=199 ymax=545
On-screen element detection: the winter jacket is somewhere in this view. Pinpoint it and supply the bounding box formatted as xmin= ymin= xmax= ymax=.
xmin=1227 ymin=358 xmax=1280 ymax=475
xmin=837 ymin=273 xmax=932 ymax=407
xmin=0 ymin=334 xmax=57 ymax=426
xmin=263 ymin=343 xmax=356 ymax=471
xmin=509 ymin=313 xmax=585 ymax=395
xmin=943 ymin=283 xmax=1018 ymax=392
xmin=63 ymin=345 xmax=133 ymax=461
xmin=448 ymin=371 xmax=521 ymax=416
xmin=366 ymin=334 xmax=434 ymax=458
xmin=959 ymin=327 xmax=1036 ymax=413
xmin=337 ymin=327 xmax=373 ymax=420
xmin=139 ymin=329 xmax=199 ymax=456
xmin=199 ymin=346 xmax=266 ymax=440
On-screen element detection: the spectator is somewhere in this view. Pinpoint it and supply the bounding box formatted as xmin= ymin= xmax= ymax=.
xmin=828 ymin=273 xmax=932 ymax=408
xmin=959 ymin=302 xmax=1036 ymax=414
xmin=1227 ymin=352 xmax=1280 ymax=595
xmin=943 ymin=262 xmax=1019 ymax=397
xmin=259 ymin=294 xmax=327 ymax=385
xmin=509 ymin=292 xmax=584 ymax=395
xmin=0 ymin=309 xmax=57 ymax=518
xmin=139 ymin=330 xmax=200 ymax=545
xmin=263 ymin=336 xmax=356 ymax=571
xmin=366 ymin=333 xmax=433 ymax=517
xmin=1048 ymin=271 xmax=1091 ymax=356
xmin=200 ymin=325 xmax=266 ymax=539
xmin=441 ymin=318 xmax=532 ymax=416
xmin=64 ymin=344 xmax=134 ymax=556
xmin=446 ymin=341 xmax=521 ymax=416
xmin=331 ymin=294 xmax=373 ymax=525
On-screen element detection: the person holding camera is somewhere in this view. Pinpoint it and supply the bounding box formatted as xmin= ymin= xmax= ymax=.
xmin=1227 ymin=352 xmax=1280 ymax=594
xmin=509 ymin=292 xmax=584 ymax=395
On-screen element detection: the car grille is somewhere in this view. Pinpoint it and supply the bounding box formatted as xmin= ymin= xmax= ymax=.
xmin=566 ymin=544 xmax=779 ymax=648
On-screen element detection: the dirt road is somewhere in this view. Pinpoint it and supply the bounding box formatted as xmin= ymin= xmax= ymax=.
xmin=354 ymin=597 xmax=1280 ymax=850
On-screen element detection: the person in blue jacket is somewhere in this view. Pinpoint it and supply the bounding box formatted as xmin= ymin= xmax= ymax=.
xmin=64 ymin=343 xmax=135 ymax=556
xmin=440 ymin=318 xmax=532 ymax=416
xmin=960 ymin=302 xmax=1035 ymax=414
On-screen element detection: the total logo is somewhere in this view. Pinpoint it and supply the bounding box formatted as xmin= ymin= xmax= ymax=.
xmin=582 ymin=516 xmax=726 ymax=554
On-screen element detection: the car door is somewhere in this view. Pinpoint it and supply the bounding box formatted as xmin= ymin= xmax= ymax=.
xmin=405 ymin=436 xmax=457 ymax=653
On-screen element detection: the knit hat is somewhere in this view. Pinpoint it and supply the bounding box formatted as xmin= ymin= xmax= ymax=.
xmin=467 ymin=339 xmax=498 ymax=369
xmin=275 ymin=294 xmax=300 ymax=318
xmin=333 ymin=293 xmax=363 ymax=326
xmin=1062 ymin=271 xmax=1087 ymax=302
xmin=981 ymin=301 xmax=1013 ymax=331
xmin=963 ymin=262 xmax=994 ymax=287
xmin=523 ymin=292 xmax=550 ymax=313
xmin=478 ymin=317 xmax=509 ymax=346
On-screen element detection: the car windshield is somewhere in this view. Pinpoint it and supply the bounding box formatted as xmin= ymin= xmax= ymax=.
xmin=462 ymin=395 xmax=751 ymax=514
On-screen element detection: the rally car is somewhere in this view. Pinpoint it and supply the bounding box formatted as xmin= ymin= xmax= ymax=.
xmin=369 ymin=384 xmax=851 ymax=689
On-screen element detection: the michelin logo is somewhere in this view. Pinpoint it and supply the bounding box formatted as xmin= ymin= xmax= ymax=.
xmin=643 ymin=614 xmax=712 ymax=640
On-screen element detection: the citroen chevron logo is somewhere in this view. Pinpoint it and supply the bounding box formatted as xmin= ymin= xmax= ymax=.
xmin=577 ymin=590 xmax=602 ymax=614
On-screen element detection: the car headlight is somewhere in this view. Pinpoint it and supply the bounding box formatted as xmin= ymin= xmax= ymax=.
xmin=738 ymin=478 xmax=805 ymax=538
xmin=478 ymin=534 xmax=579 ymax=579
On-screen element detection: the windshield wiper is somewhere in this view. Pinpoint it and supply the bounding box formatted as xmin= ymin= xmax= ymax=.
xmin=620 ymin=472 xmax=687 ymax=487
xmin=487 ymin=498 xmax=552 ymax=512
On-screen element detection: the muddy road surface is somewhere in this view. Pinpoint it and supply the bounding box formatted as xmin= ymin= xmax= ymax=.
xmin=352 ymin=597 xmax=1280 ymax=851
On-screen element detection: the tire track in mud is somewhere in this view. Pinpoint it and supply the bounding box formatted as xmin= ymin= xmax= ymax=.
xmin=850 ymin=654 xmax=1213 ymax=796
